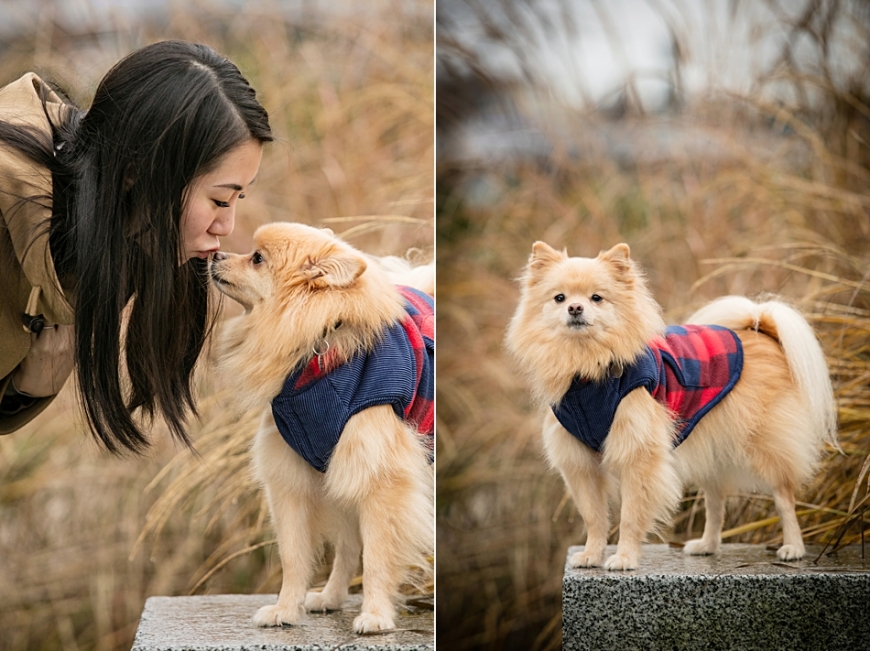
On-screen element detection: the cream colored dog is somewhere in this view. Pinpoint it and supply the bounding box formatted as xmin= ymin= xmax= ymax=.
xmin=506 ymin=242 xmax=837 ymax=570
xmin=210 ymin=222 xmax=433 ymax=632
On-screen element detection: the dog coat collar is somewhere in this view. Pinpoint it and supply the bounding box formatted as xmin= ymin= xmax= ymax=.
xmin=271 ymin=286 xmax=434 ymax=472
xmin=552 ymin=325 xmax=744 ymax=452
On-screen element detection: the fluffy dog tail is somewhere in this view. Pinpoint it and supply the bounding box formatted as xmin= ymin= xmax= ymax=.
xmin=686 ymin=296 xmax=839 ymax=451
xmin=375 ymin=255 xmax=435 ymax=296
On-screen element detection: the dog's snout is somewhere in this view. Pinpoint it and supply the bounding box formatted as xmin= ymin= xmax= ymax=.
xmin=568 ymin=303 xmax=584 ymax=316
xmin=213 ymin=251 xmax=228 ymax=262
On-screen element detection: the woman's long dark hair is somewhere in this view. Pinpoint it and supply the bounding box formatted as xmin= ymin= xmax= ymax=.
xmin=0 ymin=41 xmax=272 ymax=453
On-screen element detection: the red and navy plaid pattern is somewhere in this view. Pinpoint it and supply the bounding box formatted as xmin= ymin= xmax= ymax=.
xmin=552 ymin=325 xmax=743 ymax=452
xmin=649 ymin=325 xmax=743 ymax=445
xmin=272 ymin=285 xmax=434 ymax=472
xmin=398 ymin=286 xmax=435 ymax=435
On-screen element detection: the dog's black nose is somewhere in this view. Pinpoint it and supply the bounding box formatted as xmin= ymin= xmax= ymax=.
xmin=213 ymin=251 xmax=227 ymax=261
xmin=568 ymin=303 xmax=584 ymax=315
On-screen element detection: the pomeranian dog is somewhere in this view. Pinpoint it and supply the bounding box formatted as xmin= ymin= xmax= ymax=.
xmin=209 ymin=222 xmax=434 ymax=632
xmin=506 ymin=241 xmax=837 ymax=571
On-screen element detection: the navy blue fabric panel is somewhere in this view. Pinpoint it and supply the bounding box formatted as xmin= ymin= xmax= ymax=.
xmin=272 ymin=321 xmax=417 ymax=472
xmin=552 ymin=348 xmax=659 ymax=452
xmin=272 ymin=378 xmax=345 ymax=473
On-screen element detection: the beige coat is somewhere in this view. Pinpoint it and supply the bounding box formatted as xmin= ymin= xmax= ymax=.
xmin=0 ymin=73 xmax=75 ymax=433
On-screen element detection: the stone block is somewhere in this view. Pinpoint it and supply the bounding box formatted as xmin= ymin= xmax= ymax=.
xmin=131 ymin=593 xmax=433 ymax=651
xmin=563 ymin=544 xmax=870 ymax=651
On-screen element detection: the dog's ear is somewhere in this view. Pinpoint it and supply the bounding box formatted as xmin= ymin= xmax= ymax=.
xmin=599 ymin=243 xmax=632 ymax=275
xmin=524 ymin=241 xmax=565 ymax=285
xmin=528 ymin=241 xmax=565 ymax=271
xmin=303 ymin=249 xmax=368 ymax=288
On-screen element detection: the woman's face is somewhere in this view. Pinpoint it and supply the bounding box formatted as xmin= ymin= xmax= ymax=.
xmin=181 ymin=139 xmax=264 ymax=261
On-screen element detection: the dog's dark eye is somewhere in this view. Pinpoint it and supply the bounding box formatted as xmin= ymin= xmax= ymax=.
xmin=591 ymin=294 xmax=603 ymax=303
xmin=554 ymin=294 xmax=565 ymax=303
xmin=252 ymin=252 xmax=264 ymax=265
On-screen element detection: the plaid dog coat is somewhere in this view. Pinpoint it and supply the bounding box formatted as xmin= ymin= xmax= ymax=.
xmin=271 ymin=286 xmax=434 ymax=473
xmin=552 ymin=325 xmax=743 ymax=452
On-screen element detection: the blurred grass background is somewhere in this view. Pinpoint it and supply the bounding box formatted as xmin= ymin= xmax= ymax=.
xmin=0 ymin=1 xmax=433 ymax=649
xmin=436 ymin=1 xmax=870 ymax=649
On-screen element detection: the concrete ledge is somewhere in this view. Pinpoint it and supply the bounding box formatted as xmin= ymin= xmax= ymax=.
xmin=131 ymin=594 xmax=433 ymax=651
xmin=563 ymin=544 xmax=870 ymax=651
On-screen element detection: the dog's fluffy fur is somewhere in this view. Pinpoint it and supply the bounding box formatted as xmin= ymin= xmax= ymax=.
xmin=210 ymin=222 xmax=434 ymax=632
xmin=506 ymin=241 xmax=837 ymax=570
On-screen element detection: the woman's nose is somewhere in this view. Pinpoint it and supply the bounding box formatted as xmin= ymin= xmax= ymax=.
xmin=209 ymin=210 xmax=235 ymax=237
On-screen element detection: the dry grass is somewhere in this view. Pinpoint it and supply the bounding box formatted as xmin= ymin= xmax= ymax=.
xmin=436 ymin=2 xmax=870 ymax=649
xmin=0 ymin=2 xmax=433 ymax=650
xmin=436 ymin=159 xmax=870 ymax=651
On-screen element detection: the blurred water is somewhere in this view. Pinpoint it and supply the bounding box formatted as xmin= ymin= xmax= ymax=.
xmin=440 ymin=0 xmax=868 ymax=111
xmin=437 ymin=0 xmax=869 ymax=168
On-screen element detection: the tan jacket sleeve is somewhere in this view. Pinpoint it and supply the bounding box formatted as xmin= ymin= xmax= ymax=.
xmin=0 ymin=373 xmax=55 ymax=434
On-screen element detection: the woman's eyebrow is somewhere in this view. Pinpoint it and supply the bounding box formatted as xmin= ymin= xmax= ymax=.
xmin=213 ymin=176 xmax=258 ymax=191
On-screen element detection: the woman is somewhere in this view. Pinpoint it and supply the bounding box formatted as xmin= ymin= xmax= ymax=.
xmin=0 ymin=40 xmax=273 ymax=453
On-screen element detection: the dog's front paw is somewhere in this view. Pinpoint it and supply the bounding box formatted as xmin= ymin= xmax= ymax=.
xmin=776 ymin=543 xmax=805 ymax=561
xmin=305 ymin=590 xmax=345 ymax=612
xmin=604 ymin=552 xmax=638 ymax=571
xmin=353 ymin=612 xmax=396 ymax=634
xmin=683 ymin=538 xmax=719 ymax=556
xmin=253 ymin=603 xmax=304 ymax=627
xmin=569 ymin=549 xmax=604 ymax=568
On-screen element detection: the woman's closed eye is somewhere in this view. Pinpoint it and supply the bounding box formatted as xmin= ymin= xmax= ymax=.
xmin=213 ymin=194 xmax=245 ymax=208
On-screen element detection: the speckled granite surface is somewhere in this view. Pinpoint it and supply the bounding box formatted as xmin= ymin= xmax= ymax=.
xmin=131 ymin=594 xmax=433 ymax=651
xmin=563 ymin=544 xmax=870 ymax=651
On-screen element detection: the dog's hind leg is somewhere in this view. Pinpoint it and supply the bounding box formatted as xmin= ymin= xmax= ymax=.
xmin=305 ymin=513 xmax=361 ymax=612
xmin=355 ymin=478 xmax=412 ymax=632
xmin=683 ymin=485 xmax=725 ymax=556
xmin=327 ymin=405 xmax=434 ymax=634
xmin=772 ymin=483 xmax=806 ymax=560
